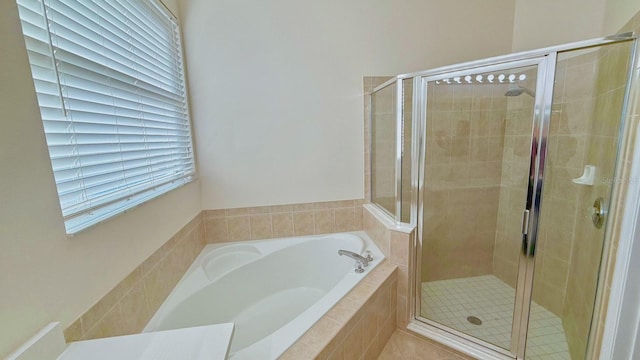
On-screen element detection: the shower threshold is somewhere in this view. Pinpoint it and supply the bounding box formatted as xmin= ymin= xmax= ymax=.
xmin=421 ymin=275 xmax=570 ymax=359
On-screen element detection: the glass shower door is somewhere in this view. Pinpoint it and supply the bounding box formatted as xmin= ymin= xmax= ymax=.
xmin=418 ymin=60 xmax=544 ymax=356
xmin=525 ymin=40 xmax=635 ymax=360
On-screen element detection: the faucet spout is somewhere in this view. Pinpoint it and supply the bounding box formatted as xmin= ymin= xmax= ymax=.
xmin=338 ymin=249 xmax=369 ymax=267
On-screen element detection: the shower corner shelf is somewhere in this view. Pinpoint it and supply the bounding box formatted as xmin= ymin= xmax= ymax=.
xmin=572 ymin=165 xmax=597 ymax=186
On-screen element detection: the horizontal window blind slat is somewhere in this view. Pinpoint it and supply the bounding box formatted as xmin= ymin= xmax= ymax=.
xmin=48 ymin=141 xmax=191 ymax=150
xmin=61 ymin=173 xmax=193 ymax=220
xmin=95 ymin=2 xmax=178 ymax=65
xmin=44 ymin=11 xmax=179 ymax=85
xmin=19 ymin=18 xmax=49 ymax=42
xmin=48 ymin=23 xmax=179 ymax=87
xmin=17 ymin=0 xmax=44 ymax=14
xmin=49 ymin=0 xmax=176 ymax=62
xmin=64 ymin=76 xmax=186 ymax=115
xmin=51 ymin=148 xmax=191 ymax=171
xmin=44 ymin=132 xmax=191 ymax=146
xmin=53 ymin=51 xmax=184 ymax=102
xmin=47 ymin=140 xmax=189 ymax=152
xmin=99 ymin=1 xmax=175 ymax=54
xmin=51 ymin=0 xmax=176 ymax=59
xmin=62 ymin=75 xmax=186 ymax=111
xmin=45 ymin=128 xmax=190 ymax=139
xmin=55 ymin=155 xmax=192 ymax=187
xmin=59 ymin=166 xmax=194 ymax=207
xmin=63 ymin=178 xmax=192 ymax=234
xmin=60 ymin=85 xmax=188 ymax=119
xmin=57 ymin=168 xmax=194 ymax=206
xmin=48 ymin=110 xmax=189 ymax=130
xmin=43 ymin=126 xmax=191 ymax=139
xmin=52 ymin=41 xmax=181 ymax=95
xmin=60 ymin=97 xmax=187 ymax=125
xmin=43 ymin=118 xmax=189 ymax=134
xmin=25 ymin=41 xmax=55 ymax=61
xmin=112 ymin=0 xmax=174 ymax=45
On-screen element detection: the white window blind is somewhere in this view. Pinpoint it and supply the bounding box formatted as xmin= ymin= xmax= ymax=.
xmin=17 ymin=0 xmax=195 ymax=234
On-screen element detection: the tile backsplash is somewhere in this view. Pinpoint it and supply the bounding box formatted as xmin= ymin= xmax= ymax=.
xmin=64 ymin=214 xmax=205 ymax=342
xmin=203 ymin=200 xmax=364 ymax=243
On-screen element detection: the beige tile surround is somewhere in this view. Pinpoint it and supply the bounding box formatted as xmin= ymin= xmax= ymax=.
xmin=363 ymin=205 xmax=414 ymax=331
xmin=62 ymin=199 xmax=368 ymax=346
xmin=422 ymin=81 xmax=509 ymax=282
xmin=202 ymin=200 xmax=364 ymax=243
xmin=63 ymin=214 xmax=205 ymax=342
xmin=281 ymin=261 xmax=397 ymax=360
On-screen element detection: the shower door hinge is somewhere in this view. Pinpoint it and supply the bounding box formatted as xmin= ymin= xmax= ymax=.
xmin=521 ymin=209 xmax=530 ymax=235
xmin=521 ymin=210 xmax=530 ymax=256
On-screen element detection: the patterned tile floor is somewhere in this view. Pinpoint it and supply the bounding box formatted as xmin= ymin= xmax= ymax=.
xmin=421 ymin=275 xmax=570 ymax=359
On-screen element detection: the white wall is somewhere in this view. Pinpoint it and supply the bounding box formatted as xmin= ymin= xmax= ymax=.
xmin=179 ymin=0 xmax=516 ymax=209
xmin=0 ymin=0 xmax=201 ymax=356
xmin=511 ymin=0 xmax=607 ymax=52
xmin=603 ymin=0 xmax=640 ymax=34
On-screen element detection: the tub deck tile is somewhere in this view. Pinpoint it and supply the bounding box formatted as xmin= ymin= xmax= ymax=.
xmin=281 ymin=260 xmax=398 ymax=360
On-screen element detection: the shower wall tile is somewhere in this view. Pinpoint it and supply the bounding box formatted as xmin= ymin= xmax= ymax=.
xmin=63 ymin=213 xmax=206 ymax=342
xmin=203 ymin=199 xmax=365 ymax=243
xmin=422 ymin=82 xmax=508 ymax=282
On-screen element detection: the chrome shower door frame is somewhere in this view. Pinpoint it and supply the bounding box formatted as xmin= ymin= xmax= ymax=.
xmin=411 ymin=55 xmax=553 ymax=360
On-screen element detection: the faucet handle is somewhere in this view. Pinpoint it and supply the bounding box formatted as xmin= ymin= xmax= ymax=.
xmin=363 ymin=250 xmax=373 ymax=262
xmin=355 ymin=260 xmax=365 ymax=273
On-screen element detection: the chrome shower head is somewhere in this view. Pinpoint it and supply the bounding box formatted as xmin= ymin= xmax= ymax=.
xmin=505 ymin=84 xmax=535 ymax=97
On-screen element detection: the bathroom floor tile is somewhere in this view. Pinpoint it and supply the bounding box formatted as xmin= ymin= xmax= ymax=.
xmin=421 ymin=275 xmax=570 ymax=359
xmin=378 ymin=330 xmax=473 ymax=360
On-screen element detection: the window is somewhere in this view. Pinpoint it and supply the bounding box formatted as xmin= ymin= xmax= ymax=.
xmin=17 ymin=0 xmax=195 ymax=234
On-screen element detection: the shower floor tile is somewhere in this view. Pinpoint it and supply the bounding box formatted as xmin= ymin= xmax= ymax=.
xmin=421 ymin=275 xmax=570 ymax=359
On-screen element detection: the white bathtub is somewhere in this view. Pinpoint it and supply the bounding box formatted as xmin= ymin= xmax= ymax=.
xmin=143 ymin=231 xmax=383 ymax=359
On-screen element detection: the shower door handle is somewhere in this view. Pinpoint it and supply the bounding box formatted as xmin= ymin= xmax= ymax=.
xmin=521 ymin=210 xmax=530 ymax=255
xmin=592 ymin=197 xmax=606 ymax=229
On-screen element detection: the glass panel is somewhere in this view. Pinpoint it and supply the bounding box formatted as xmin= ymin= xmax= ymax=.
xmin=525 ymin=41 xmax=634 ymax=360
xmin=419 ymin=65 xmax=538 ymax=351
xmin=371 ymin=82 xmax=397 ymax=215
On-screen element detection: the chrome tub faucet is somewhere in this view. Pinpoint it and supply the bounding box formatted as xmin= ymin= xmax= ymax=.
xmin=338 ymin=250 xmax=373 ymax=273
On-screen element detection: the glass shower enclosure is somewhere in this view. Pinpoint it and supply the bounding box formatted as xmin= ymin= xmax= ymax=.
xmin=369 ymin=34 xmax=637 ymax=359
